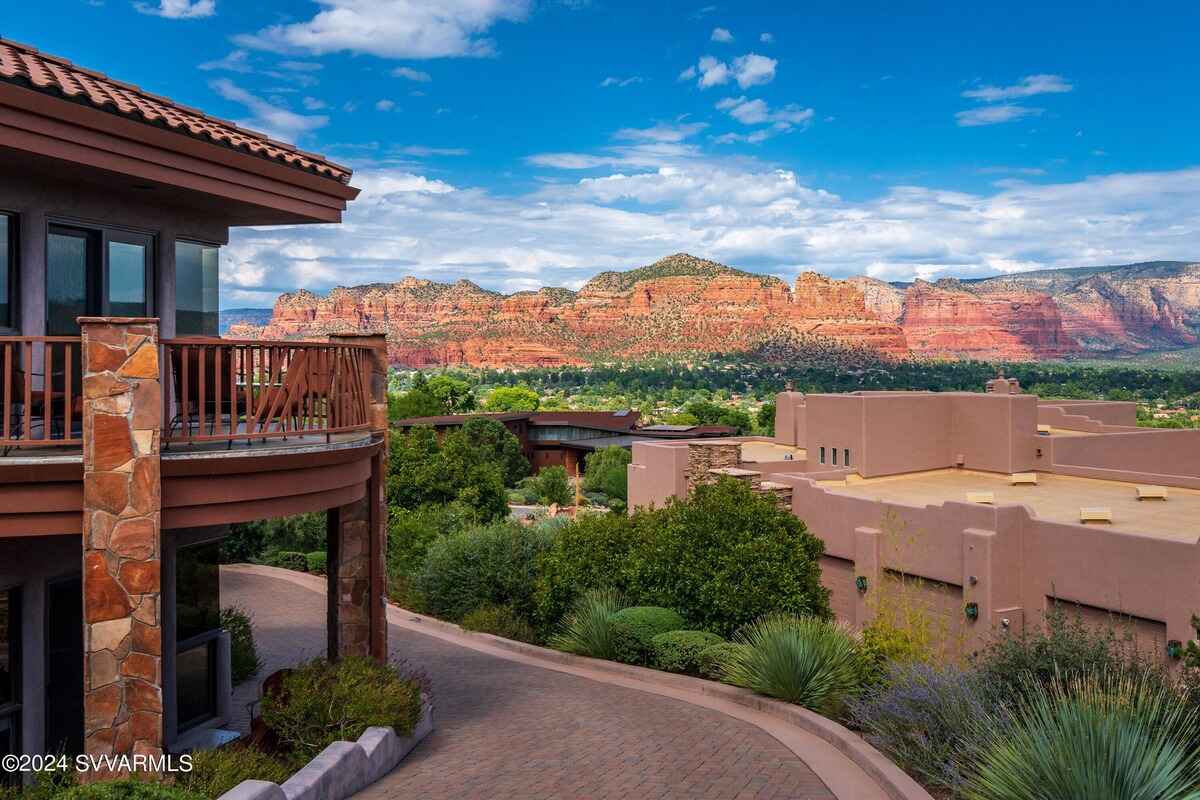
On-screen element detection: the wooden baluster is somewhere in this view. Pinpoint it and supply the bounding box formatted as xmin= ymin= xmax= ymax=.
xmin=181 ymin=345 xmax=190 ymax=441
xmin=43 ymin=343 xmax=53 ymax=440
xmin=23 ymin=340 xmax=31 ymax=442
xmin=63 ymin=343 xmax=73 ymax=442
xmin=2 ymin=343 xmax=10 ymax=441
xmin=214 ymin=345 xmax=223 ymax=437
xmin=198 ymin=345 xmax=207 ymax=437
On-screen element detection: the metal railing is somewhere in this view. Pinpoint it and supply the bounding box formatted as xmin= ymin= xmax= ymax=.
xmin=162 ymin=338 xmax=373 ymax=446
xmin=1 ymin=337 xmax=83 ymax=448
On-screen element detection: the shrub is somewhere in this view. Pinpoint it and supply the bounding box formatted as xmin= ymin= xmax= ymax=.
xmin=387 ymin=501 xmax=479 ymax=610
xmin=961 ymin=671 xmax=1200 ymax=800
xmin=609 ymin=606 xmax=686 ymax=665
xmin=265 ymin=551 xmax=307 ymax=572
xmin=549 ymin=588 xmax=626 ymax=659
xmin=262 ymin=656 xmax=423 ymax=761
xmin=220 ymin=606 xmax=262 ymax=685
xmin=697 ymin=642 xmax=745 ymax=682
xmin=224 ymin=513 xmax=326 ymax=564
xmin=60 ymin=782 xmax=204 ymax=800
xmin=387 ymin=426 xmax=509 ymax=522
xmin=461 ymin=417 xmax=530 ymax=487
xmin=414 ymin=521 xmax=553 ymax=622
xmin=305 ymin=551 xmax=327 ymax=575
xmin=176 ymin=745 xmax=291 ymax=798
xmin=975 ymin=602 xmax=1145 ymax=703
xmin=651 ymin=630 xmax=724 ymax=674
xmin=722 ymin=614 xmax=862 ymax=716
xmin=849 ymin=662 xmax=995 ymax=794
xmin=583 ymin=446 xmax=631 ymax=501
xmin=534 ymin=513 xmax=642 ymax=632
xmin=461 ymin=604 xmax=537 ymax=643
xmin=529 ymin=466 xmax=572 ymax=507
xmin=630 ymin=478 xmax=831 ymax=637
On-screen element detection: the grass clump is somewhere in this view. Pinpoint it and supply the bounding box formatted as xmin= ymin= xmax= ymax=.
xmin=60 ymin=783 xmax=203 ymax=800
xmin=176 ymin=746 xmax=291 ymax=798
xmin=549 ymin=589 xmax=625 ymax=659
xmin=697 ymin=642 xmax=744 ymax=681
xmin=722 ymin=614 xmax=862 ymax=716
xmin=609 ymin=607 xmax=686 ymax=665
xmin=461 ymin=604 xmax=537 ymax=643
xmin=650 ymin=630 xmax=725 ymax=675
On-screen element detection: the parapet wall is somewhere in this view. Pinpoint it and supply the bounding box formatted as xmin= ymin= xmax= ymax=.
xmin=1045 ymin=428 xmax=1200 ymax=489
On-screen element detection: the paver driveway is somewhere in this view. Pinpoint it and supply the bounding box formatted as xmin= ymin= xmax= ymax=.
xmin=222 ymin=568 xmax=837 ymax=800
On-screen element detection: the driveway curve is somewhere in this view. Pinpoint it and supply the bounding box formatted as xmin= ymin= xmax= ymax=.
xmin=222 ymin=566 xmax=846 ymax=800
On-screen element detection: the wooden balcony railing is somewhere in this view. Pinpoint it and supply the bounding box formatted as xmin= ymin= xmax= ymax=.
xmin=1 ymin=337 xmax=83 ymax=449
xmin=162 ymin=338 xmax=373 ymax=446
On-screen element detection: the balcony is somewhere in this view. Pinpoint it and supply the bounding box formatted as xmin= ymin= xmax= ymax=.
xmin=2 ymin=335 xmax=377 ymax=459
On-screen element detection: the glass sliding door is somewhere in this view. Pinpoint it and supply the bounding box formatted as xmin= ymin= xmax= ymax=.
xmin=46 ymin=227 xmax=94 ymax=337
xmin=105 ymin=233 xmax=151 ymax=319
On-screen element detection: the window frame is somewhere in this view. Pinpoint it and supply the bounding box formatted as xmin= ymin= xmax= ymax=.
xmin=0 ymin=212 xmax=17 ymax=336
xmin=844 ymin=448 xmax=851 ymax=468
xmin=818 ymin=446 xmax=826 ymax=464
xmin=44 ymin=219 xmax=156 ymax=335
xmin=173 ymin=238 xmax=222 ymax=338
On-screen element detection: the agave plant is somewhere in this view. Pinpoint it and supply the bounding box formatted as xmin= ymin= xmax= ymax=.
xmin=963 ymin=671 xmax=1200 ymax=800
xmin=548 ymin=588 xmax=625 ymax=659
xmin=721 ymin=614 xmax=863 ymax=715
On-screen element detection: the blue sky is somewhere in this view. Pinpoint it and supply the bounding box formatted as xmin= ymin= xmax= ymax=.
xmin=6 ymin=1 xmax=1200 ymax=305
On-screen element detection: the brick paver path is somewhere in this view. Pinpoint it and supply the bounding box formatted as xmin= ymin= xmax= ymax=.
xmin=222 ymin=568 xmax=837 ymax=800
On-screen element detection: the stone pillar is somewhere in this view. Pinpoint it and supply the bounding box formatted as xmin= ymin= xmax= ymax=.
xmin=327 ymin=333 xmax=388 ymax=662
xmin=80 ymin=317 xmax=163 ymax=759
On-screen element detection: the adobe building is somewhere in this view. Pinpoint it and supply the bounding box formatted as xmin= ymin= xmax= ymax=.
xmin=630 ymin=382 xmax=1200 ymax=662
xmin=0 ymin=39 xmax=388 ymax=759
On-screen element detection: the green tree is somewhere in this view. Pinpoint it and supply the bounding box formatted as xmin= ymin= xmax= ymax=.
xmin=388 ymin=387 xmax=444 ymax=421
xmin=583 ymin=445 xmax=632 ymax=500
xmin=387 ymin=426 xmax=509 ymax=521
xmin=484 ymin=385 xmax=540 ymax=411
xmin=426 ymin=374 xmax=477 ymax=412
xmin=529 ymin=465 xmax=572 ymax=506
xmin=461 ymin=417 xmax=530 ymax=487
xmin=756 ymin=402 xmax=776 ymax=435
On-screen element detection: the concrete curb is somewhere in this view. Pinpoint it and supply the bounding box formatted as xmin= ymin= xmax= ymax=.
xmin=225 ymin=564 xmax=931 ymax=800
xmin=216 ymin=702 xmax=433 ymax=800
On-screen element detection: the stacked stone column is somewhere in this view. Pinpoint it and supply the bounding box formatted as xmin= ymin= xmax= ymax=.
xmin=327 ymin=333 xmax=389 ymax=662
xmin=80 ymin=317 xmax=163 ymax=759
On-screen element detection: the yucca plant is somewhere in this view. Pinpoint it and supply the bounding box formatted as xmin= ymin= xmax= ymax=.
xmin=721 ymin=614 xmax=863 ymax=715
xmin=962 ymin=671 xmax=1200 ymax=800
xmin=549 ymin=588 xmax=625 ymax=659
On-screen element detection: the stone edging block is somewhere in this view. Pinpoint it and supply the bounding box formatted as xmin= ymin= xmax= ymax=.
xmin=216 ymin=702 xmax=433 ymax=800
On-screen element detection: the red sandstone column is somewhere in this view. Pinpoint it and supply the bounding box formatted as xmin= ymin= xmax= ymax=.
xmin=327 ymin=334 xmax=389 ymax=662
xmin=80 ymin=317 xmax=163 ymax=760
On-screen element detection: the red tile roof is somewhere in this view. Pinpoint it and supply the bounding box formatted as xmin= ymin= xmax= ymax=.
xmin=0 ymin=37 xmax=352 ymax=184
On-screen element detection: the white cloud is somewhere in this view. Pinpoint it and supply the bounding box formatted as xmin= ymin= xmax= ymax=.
xmin=711 ymin=27 xmax=733 ymax=42
xmin=760 ymin=32 xmax=774 ymax=43
xmin=134 ymin=0 xmax=214 ymax=18
xmin=397 ymin=145 xmax=471 ymax=156
xmin=955 ymin=104 xmax=1042 ymax=127
xmin=208 ymin=79 xmax=329 ymax=141
xmin=686 ymin=52 xmax=776 ymax=89
xmin=375 ymin=99 xmax=397 ymax=111
xmin=963 ymin=74 xmax=1073 ymax=102
xmin=716 ymin=96 xmax=814 ymax=134
xmin=199 ymin=50 xmax=251 ymax=72
xmin=600 ymin=76 xmax=644 ymax=87
xmin=613 ymin=122 xmax=708 ymax=143
xmin=222 ymin=153 xmax=1200 ymax=307
xmin=393 ymin=66 xmax=433 ymax=82
xmin=234 ymin=0 xmax=531 ymax=59
xmin=279 ymin=60 xmax=324 ymax=72
xmin=302 ymin=96 xmax=328 ymax=110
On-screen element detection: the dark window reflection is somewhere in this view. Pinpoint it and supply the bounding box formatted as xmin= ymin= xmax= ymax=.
xmin=176 ymin=641 xmax=215 ymax=730
xmin=0 ymin=588 xmax=21 ymax=763
xmin=47 ymin=231 xmax=90 ymax=337
xmin=175 ymin=242 xmax=219 ymax=337
xmin=176 ymin=541 xmax=220 ymax=641
xmin=0 ymin=215 xmax=11 ymax=329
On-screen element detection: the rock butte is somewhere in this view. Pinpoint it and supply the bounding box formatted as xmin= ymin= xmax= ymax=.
xmin=227 ymin=254 xmax=1200 ymax=367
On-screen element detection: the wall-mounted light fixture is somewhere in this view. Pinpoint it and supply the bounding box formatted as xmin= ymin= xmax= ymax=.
xmin=855 ymin=575 xmax=869 ymax=593
xmin=965 ymin=602 xmax=979 ymax=621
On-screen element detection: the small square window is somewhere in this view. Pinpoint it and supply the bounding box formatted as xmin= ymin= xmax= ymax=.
xmin=819 ymin=446 xmax=826 ymax=464
xmin=844 ymin=449 xmax=851 ymax=467
xmin=832 ymin=448 xmax=839 ymax=466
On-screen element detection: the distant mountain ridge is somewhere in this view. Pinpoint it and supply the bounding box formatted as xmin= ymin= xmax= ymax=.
xmin=225 ymin=254 xmax=1200 ymax=366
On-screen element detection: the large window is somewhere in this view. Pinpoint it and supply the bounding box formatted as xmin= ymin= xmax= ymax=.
xmin=175 ymin=241 xmax=219 ymax=337
xmin=0 ymin=589 xmax=21 ymax=766
xmin=46 ymin=225 xmax=152 ymax=336
xmin=0 ymin=214 xmax=14 ymax=331
xmin=176 ymin=541 xmax=220 ymax=732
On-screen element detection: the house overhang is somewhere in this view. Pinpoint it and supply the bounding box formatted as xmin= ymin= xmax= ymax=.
xmin=0 ymin=81 xmax=359 ymax=226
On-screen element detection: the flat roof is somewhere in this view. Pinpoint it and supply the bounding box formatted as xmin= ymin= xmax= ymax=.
xmin=827 ymin=469 xmax=1200 ymax=543
xmin=740 ymin=441 xmax=805 ymax=463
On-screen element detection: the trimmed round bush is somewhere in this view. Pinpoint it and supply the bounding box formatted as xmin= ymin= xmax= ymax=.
xmin=262 ymin=655 xmax=422 ymax=761
xmin=61 ymin=782 xmax=204 ymax=800
xmin=461 ymin=604 xmax=537 ymax=643
xmin=266 ymin=551 xmax=307 ymax=572
xmin=651 ymin=630 xmax=724 ymax=674
xmin=697 ymin=641 xmax=744 ymax=682
xmin=609 ymin=606 xmax=686 ymax=665
xmin=176 ymin=745 xmax=291 ymax=798
xmin=723 ymin=614 xmax=863 ymax=715
xmin=305 ymin=551 xmax=327 ymax=575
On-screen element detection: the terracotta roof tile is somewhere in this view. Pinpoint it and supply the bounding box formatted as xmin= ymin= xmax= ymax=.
xmin=0 ymin=38 xmax=352 ymax=184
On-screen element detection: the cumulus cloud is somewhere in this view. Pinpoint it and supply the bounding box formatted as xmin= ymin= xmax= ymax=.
xmin=711 ymin=27 xmax=733 ymax=42
xmin=208 ymin=79 xmax=328 ymax=141
xmin=685 ymin=52 xmax=776 ymax=89
xmin=956 ymin=104 xmax=1042 ymax=127
xmin=963 ymin=73 xmax=1073 ymax=102
xmin=233 ymin=0 xmax=531 ymax=59
xmin=393 ymin=66 xmax=432 ymax=82
xmin=716 ymin=96 xmax=814 ymax=130
xmin=134 ymin=0 xmax=214 ymax=18
xmin=222 ymin=139 xmax=1200 ymax=306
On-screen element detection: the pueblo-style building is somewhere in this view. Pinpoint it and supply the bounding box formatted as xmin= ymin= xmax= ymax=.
xmin=630 ymin=377 xmax=1200 ymax=662
xmin=393 ymin=409 xmax=736 ymax=475
xmin=0 ymin=39 xmax=388 ymax=759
